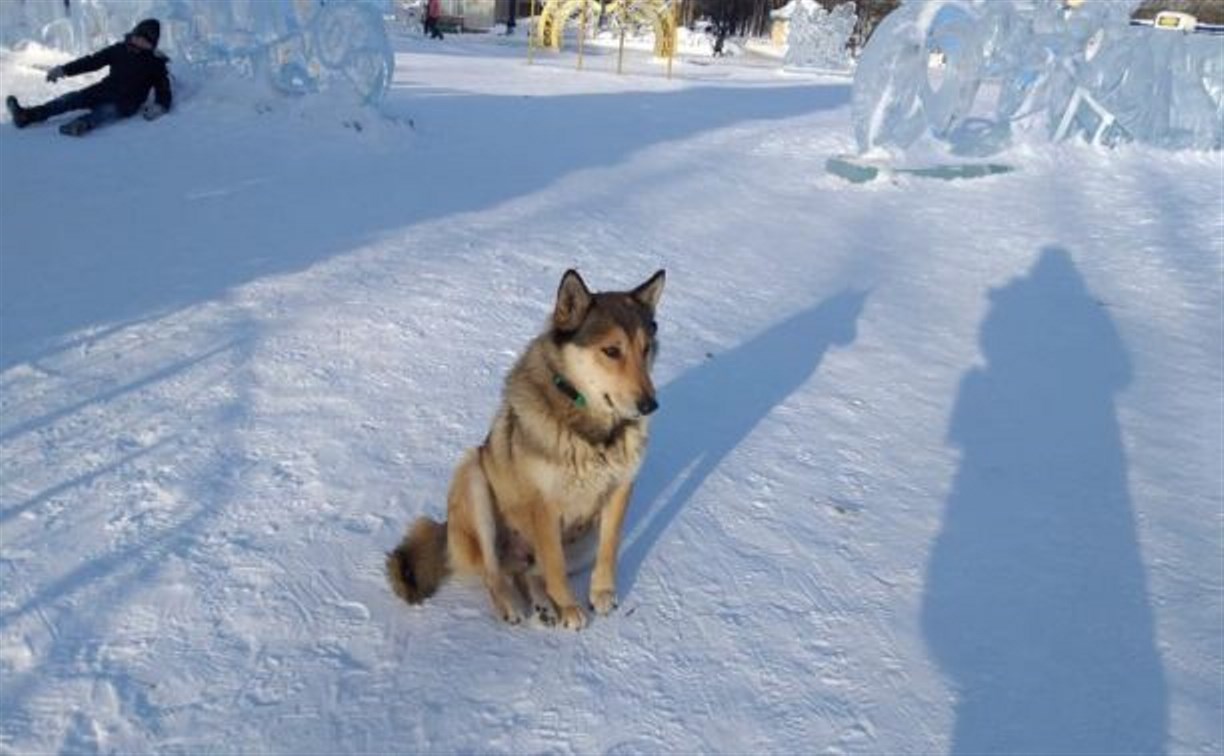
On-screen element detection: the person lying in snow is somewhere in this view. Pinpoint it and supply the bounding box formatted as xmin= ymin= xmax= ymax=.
xmin=6 ymin=18 xmax=172 ymax=137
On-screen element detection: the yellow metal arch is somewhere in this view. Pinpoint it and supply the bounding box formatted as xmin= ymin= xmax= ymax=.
xmin=535 ymin=0 xmax=674 ymax=57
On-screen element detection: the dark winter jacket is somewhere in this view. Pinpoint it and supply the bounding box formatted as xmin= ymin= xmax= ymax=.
xmin=60 ymin=23 xmax=172 ymax=117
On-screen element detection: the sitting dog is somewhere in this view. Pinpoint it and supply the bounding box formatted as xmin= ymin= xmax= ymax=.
xmin=387 ymin=269 xmax=665 ymax=629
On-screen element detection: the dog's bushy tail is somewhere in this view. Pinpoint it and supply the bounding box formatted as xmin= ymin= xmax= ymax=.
xmin=386 ymin=517 xmax=450 ymax=604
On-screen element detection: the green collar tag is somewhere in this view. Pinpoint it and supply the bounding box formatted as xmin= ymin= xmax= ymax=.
xmin=553 ymin=374 xmax=587 ymax=408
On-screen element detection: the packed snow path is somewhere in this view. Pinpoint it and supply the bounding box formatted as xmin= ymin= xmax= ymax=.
xmin=1 ymin=32 xmax=1221 ymax=754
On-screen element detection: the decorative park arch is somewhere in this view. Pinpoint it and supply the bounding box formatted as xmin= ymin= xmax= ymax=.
xmin=534 ymin=0 xmax=676 ymax=58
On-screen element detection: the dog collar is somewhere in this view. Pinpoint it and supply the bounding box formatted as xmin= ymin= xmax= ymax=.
xmin=552 ymin=374 xmax=587 ymax=409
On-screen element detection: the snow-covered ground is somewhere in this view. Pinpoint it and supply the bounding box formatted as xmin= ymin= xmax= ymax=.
xmin=1 ymin=29 xmax=1221 ymax=754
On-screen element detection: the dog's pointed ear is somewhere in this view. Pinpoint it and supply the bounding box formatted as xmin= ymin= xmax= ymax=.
xmin=632 ymin=269 xmax=666 ymax=311
xmin=554 ymin=269 xmax=592 ymax=332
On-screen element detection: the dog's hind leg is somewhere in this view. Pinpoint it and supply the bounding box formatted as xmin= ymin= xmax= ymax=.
xmin=451 ymin=451 xmax=526 ymax=624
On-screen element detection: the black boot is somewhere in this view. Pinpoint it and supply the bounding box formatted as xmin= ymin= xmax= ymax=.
xmin=59 ymin=116 xmax=93 ymax=137
xmin=6 ymin=96 xmax=31 ymax=128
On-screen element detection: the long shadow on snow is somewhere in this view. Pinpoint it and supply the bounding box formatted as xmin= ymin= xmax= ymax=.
xmin=618 ymin=289 xmax=867 ymax=597
xmin=0 ymin=83 xmax=847 ymax=373
xmin=0 ymin=329 xmax=258 ymax=736
xmin=921 ymin=247 xmax=1168 ymax=754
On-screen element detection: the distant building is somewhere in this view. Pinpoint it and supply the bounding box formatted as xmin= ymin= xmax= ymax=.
xmin=399 ymin=0 xmax=533 ymax=31
xmin=1131 ymin=0 xmax=1224 ymax=25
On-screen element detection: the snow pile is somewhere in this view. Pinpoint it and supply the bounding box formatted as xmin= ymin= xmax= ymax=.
xmin=676 ymin=25 xmax=731 ymax=57
xmin=782 ymin=0 xmax=856 ymax=72
xmin=0 ymin=0 xmax=394 ymax=104
xmin=852 ymin=0 xmax=1224 ymax=157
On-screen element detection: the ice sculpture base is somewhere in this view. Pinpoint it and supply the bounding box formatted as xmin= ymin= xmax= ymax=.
xmin=826 ymin=154 xmax=1015 ymax=183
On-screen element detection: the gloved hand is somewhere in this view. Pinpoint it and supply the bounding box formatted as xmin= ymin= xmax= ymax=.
xmin=142 ymin=103 xmax=166 ymax=121
xmin=46 ymin=66 xmax=64 ymax=83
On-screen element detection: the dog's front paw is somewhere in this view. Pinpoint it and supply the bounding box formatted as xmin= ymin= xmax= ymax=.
xmin=499 ymin=603 xmax=525 ymax=625
xmin=489 ymin=589 xmax=525 ymax=626
xmin=589 ymin=589 xmax=619 ymax=616
xmin=534 ymin=600 xmax=559 ymax=627
xmin=558 ymin=604 xmax=588 ymax=631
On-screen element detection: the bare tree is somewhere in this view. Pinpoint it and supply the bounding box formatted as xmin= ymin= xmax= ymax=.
xmin=848 ymin=0 xmax=900 ymax=53
xmin=681 ymin=0 xmax=901 ymax=49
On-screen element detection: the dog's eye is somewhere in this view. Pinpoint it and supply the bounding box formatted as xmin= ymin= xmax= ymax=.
xmin=602 ymin=346 xmax=622 ymax=359
xmin=648 ymin=320 xmax=658 ymax=335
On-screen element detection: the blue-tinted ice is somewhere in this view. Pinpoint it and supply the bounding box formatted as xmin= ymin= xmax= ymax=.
xmin=0 ymin=0 xmax=394 ymax=105
xmin=851 ymin=0 xmax=1222 ymax=155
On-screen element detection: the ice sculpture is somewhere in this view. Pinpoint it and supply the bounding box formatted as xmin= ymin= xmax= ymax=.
xmin=0 ymin=0 xmax=394 ymax=105
xmin=850 ymin=0 xmax=1223 ymax=156
xmin=783 ymin=0 xmax=856 ymax=72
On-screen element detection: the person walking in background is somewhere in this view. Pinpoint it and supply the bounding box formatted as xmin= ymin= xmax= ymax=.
xmin=425 ymin=0 xmax=445 ymax=40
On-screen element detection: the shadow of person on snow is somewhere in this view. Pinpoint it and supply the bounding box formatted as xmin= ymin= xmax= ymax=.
xmin=921 ymin=247 xmax=1168 ymax=754
xmin=617 ymin=289 xmax=868 ymax=597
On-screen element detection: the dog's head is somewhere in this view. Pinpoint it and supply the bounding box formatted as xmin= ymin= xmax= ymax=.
xmin=551 ymin=269 xmax=666 ymax=420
